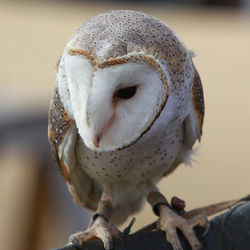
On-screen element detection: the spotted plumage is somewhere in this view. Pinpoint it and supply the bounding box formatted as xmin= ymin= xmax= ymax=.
xmin=192 ymin=71 xmax=205 ymax=130
xmin=48 ymin=88 xmax=74 ymax=182
xmin=48 ymin=10 xmax=205 ymax=250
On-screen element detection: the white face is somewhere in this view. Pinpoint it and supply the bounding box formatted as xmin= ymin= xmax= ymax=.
xmin=62 ymin=54 xmax=166 ymax=151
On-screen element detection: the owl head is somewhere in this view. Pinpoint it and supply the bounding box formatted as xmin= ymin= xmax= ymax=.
xmin=57 ymin=10 xmax=193 ymax=152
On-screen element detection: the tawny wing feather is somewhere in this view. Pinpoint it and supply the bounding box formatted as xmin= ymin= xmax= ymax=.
xmin=163 ymin=68 xmax=205 ymax=176
xmin=48 ymin=88 xmax=100 ymax=211
xmin=48 ymin=88 xmax=73 ymax=182
xmin=182 ymin=68 xmax=205 ymax=149
xmin=192 ymin=69 xmax=205 ymax=133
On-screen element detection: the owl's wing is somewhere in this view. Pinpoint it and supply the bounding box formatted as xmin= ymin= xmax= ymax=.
xmin=48 ymin=88 xmax=100 ymax=211
xmin=182 ymin=68 xmax=205 ymax=146
xmin=191 ymin=69 xmax=205 ymax=136
xmin=180 ymin=68 xmax=205 ymax=160
xmin=163 ymin=69 xmax=204 ymax=176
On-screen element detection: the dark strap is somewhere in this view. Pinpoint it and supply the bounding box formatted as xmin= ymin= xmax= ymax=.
xmin=147 ymin=192 xmax=170 ymax=216
xmin=92 ymin=199 xmax=112 ymax=223
xmin=153 ymin=202 xmax=171 ymax=216
xmin=92 ymin=212 xmax=109 ymax=223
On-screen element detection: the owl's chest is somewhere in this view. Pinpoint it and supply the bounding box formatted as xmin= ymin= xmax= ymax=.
xmin=76 ymin=123 xmax=183 ymax=185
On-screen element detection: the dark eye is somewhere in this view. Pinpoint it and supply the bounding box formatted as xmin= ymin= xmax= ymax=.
xmin=115 ymin=86 xmax=137 ymax=99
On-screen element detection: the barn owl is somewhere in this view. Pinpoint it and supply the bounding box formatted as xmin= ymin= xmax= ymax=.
xmin=48 ymin=10 xmax=205 ymax=250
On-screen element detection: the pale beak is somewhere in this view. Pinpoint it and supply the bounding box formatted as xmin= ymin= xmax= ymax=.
xmin=93 ymin=132 xmax=102 ymax=148
xmin=93 ymin=113 xmax=116 ymax=148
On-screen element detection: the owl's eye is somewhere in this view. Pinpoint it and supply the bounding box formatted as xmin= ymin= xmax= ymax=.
xmin=115 ymin=86 xmax=137 ymax=99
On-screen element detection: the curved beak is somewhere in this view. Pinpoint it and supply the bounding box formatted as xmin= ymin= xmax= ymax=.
xmin=93 ymin=113 xmax=115 ymax=148
xmin=93 ymin=133 xmax=102 ymax=148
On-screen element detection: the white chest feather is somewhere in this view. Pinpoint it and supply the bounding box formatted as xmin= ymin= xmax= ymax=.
xmin=76 ymin=117 xmax=183 ymax=187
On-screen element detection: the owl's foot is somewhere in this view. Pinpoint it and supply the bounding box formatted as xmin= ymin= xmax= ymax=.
xmin=69 ymin=215 xmax=119 ymax=250
xmin=157 ymin=205 xmax=207 ymax=250
xmin=148 ymin=192 xmax=208 ymax=250
xmin=69 ymin=199 xmax=119 ymax=250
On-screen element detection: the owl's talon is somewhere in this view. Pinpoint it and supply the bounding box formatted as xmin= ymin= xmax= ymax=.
xmin=68 ymin=215 xmax=118 ymax=250
xmin=199 ymin=218 xmax=210 ymax=237
xmin=187 ymin=214 xmax=209 ymax=238
xmin=158 ymin=205 xmax=202 ymax=250
xmin=104 ymin=240 xmax=113 ymax=250
xmin=71 ymin=237 xmax=84 ymax=250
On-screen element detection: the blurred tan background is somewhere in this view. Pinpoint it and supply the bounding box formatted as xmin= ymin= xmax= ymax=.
xmin=0 ymin=0 xmax=249 ymax=249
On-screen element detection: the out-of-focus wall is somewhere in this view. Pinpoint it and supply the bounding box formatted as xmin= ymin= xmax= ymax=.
xmin=0 ymin=1 xmax=249 ymax=250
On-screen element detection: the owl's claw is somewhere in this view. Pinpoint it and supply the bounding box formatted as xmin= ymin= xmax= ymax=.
xmin=71 ymin=237 xmax=84 ymax=250
xmin=158 ymin=205 xmax=205 ymax=250
xmin=68 ymin=215 xmax=118 ymax=250
xmin=104 ymin=240 xmax=113 ymax=250
xmin=187 ymin=215 xmax=209 ymax=238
